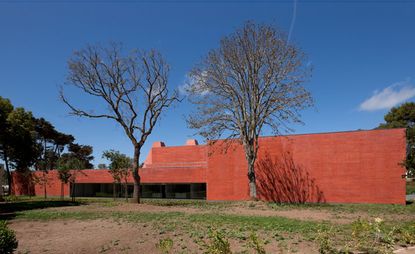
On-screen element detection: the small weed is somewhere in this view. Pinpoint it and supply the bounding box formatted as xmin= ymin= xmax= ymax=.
xmin=315 ymin=226 xmax=339 ymax=254
xmin=99 ymin=244 xmax=111 ymax=253
xmin=203 ymin=229 xmax=232 ymax=254
xmin=351 ymin=218 xmax=394 ymax=254
xmin=246 ymin=232 xmax=266 ymax=254
xmin=120 ymin=246 xmax=131 ymax=252
xmin=156 ymin=238 xmax=174 ymax=254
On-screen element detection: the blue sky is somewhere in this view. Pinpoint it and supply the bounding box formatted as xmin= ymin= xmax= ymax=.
xmin=0 ymin=1 xmax=414 ymax=166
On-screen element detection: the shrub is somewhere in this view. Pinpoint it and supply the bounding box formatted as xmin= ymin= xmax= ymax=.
xmin=315 ymin=226 xmax=340 ymax=254
xmin=156 ymin=238 xmax=173 ymax=254
xmin=394 ymin=223 xmax=415 ymax=245
xmin=351 ymin=218 xmax=394 ymax=254
xmin=0 ymin=221 xmax=18 ymax=254
xmin=204 ymin=229 xmax=232 ymax=254
xmin=247 ymin=232 xmax=266 ymax=254
xmin=316 ymin=218 xmax=415 ymax=254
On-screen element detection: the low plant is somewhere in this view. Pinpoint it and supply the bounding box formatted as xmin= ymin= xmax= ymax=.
xmin=315 ymin=226 xmax=340 ymax=254
xmin=393 ymin=223 xmax=415 ymax=245
xmin=247 ymin=232 xmax=266 ymax=254
xmin=0 ymin=220 xmax=18 ymax=254
xmin=203 ymin=229 xmax=232 ymax=254
xmin=315 ymin=218 xmax=415 ymax=254
xmin=351 ymin=218 xmax=394 ymax=254
xmin=156 ymin=238 xmax=174 ymax=254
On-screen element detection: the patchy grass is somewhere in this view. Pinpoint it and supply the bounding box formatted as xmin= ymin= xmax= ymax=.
xmin=143 ymin=198 xmax=415 ymax=215
xmin=268 ymin=201 xmax=415 ymax=216
xmin=12 ymin=208 xmax=330 ymax=253
xmin=0 ymin=200 xmax=83 ymax=213
xmin=15 ymin=209 xmax=329 ymax=234
xmin=3 ymin=198 xmax=415 ymax=253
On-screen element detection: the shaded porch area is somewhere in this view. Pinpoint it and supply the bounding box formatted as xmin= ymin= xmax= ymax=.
xmin=71 ymin=183 xmax=206 ymax=199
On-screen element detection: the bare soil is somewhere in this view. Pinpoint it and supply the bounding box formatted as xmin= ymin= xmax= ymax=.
xmin=6 ymin=201 xmax=415 ymax=253
xmin=10 ymin=219 xmax=317 ymax=254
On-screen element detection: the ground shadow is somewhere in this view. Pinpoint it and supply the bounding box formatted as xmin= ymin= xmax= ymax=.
xmin=0 ymin=200 xmax=83 ymax=220
xmin=256 ymin=152 xmax=325 ymax=204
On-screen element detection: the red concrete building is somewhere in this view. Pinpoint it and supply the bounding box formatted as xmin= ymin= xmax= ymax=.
xmin=12 ymin=128 xmax=407 ymax=204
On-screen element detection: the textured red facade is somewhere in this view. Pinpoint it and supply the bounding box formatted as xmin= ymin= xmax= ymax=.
xmin=12 ymin=128 xmax=407 ymax=204
xmin=207 ymin=129 xmax=406 ymax=204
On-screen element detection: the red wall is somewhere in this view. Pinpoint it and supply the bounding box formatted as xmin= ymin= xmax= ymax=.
xmin=12 ymin=143 xmax=208 ymax=196
xmin=12 ymin=165 xmax=206 ymax=197
xmin=11 ymin=129 xmax=407 ymax=204
xmin=12 ymin=170 xmax=70 ymax=197
xmin=206 ymin=129 xmax=407 ymax=204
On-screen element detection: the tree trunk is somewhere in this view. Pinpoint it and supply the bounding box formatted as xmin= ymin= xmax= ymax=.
xmin=131 ymin=145 xmax=141 ymax=203
xmin=0 ymin=156 xmax=5 ymax=201
xmin=71 ymin=181 xmax=76 ymax=202
xmin=124 ymin=181 xmax=128 ymax=202
xmin=0 ymin=169 xmax=3 ymax=201
xmin=244 ymin=139 xmax=258 ymax=200
xmin=3 ymin=150 xmax=12 ymax=195
xmin=113 ymin=182 xmax=116 ymax=201
xmin=247 ymin=160 xmax=257 ymax=200
xmin=60 ymin=182 xmax=64 ymax=200
xmin=43 ymin=171 xmax=47 ymax=199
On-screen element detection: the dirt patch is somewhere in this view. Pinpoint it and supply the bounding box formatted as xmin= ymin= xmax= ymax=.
xmin=227 ymin=206 xmax=353 ymax=224
xmin=10 ymin=219 xmax=199 ymax=254
xmin=9 ymin=219 xmax=317 ymax=254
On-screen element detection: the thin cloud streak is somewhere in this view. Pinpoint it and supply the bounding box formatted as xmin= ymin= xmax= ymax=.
xmin=287 ymin=0 xmax=297 ymax=45
xmin=359 ymin=80 xmax=415 ymax=111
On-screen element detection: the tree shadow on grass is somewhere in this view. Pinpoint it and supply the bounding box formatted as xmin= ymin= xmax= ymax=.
xmin=256 ymin=152 xmax=325 ymax=204
xmin=0 ymin=200 xmax=83 ymax=220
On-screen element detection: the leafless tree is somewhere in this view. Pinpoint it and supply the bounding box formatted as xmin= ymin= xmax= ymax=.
xmin=61 ymin=43 xmax=179 ymax=203
xmin=186 ymin=22 xmax=313 ymax=199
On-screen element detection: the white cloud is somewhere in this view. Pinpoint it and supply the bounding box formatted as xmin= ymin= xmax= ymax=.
xmin=359 ymin=80 xmax=415 ymax=111
xmin=178 ymin=71 xmax=210 ymax=96
xmin=178 ymin=80 xmax=190 ymax=96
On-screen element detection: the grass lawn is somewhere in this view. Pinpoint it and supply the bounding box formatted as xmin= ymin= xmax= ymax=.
xmin=1 ymin=197 xmax=415 ymax=253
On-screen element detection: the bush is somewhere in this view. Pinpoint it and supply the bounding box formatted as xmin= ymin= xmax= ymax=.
xmin=0 ymin=221 xmax=18 ymax=254
xmin=351 ymin=218 xmax=394 ymax=254
xmin=315 ymin=218 xmax=414 ymax=254
xmin=204 ymin=229 xmax=232 ymax=254
xmin=316 ymin=226 xmax=341 ymax=254
xmin=247 ymin=232 xmax=266 ymax=254
xmin=394 ymin=223 xmax=415 ymax=245
xmin=156 ymin=238 xmax=173 ymax=254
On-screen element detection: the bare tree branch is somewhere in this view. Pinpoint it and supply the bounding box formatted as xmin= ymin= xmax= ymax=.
xmin=186 ymin=21 xmax=313 ymax=199
xmin=61 ymin=43 xmax=180 ymax=203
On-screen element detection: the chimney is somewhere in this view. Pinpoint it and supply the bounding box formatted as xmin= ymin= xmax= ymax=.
xmin=152 ymin=141 xmax=166 ymax=147
xmin=185 ymin=139 xmax=198 ymax=146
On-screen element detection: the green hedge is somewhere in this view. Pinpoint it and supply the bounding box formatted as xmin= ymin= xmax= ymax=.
xmin=0 ymin=221 xmax=18 ymax=254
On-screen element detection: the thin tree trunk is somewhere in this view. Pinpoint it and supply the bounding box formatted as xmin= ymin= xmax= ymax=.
xmin=0 ymin=170 xmax=3 ymax=201
xmin=3 ymin=150 xmax=12 ymax=195
xmin=43 ymin=171 xmax=47 ymax=199
xmin=131 ymin=145 xmax=141 ymax=203
xmin=124 ymin=180 xmax=128 ymax=202
xmin=247 ymin=160 xmax=257 ymax=200
xmin=113 ymin=182 xmax=116 ymax=201
xmin=60 ymin=182 xmax=64 ymax=200
xmin=0 ymin=155 xmax=5 ymax=200
xmin=71 ymin=181 xmax=76 ymax=202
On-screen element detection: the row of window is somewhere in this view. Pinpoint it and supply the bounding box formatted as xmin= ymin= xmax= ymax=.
xmin=70 ymin=183 xmax=206 ymax=199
